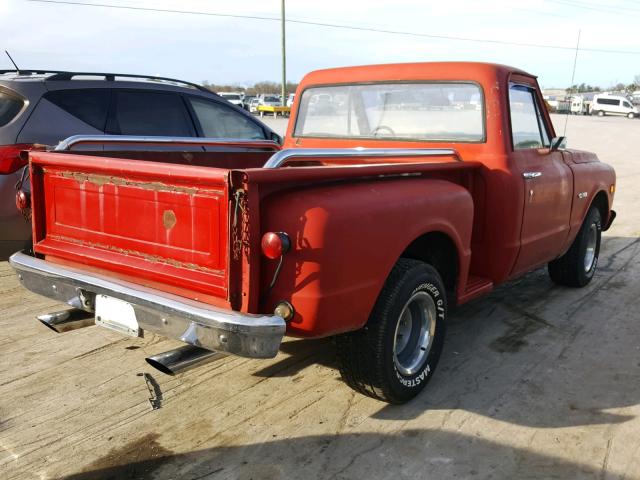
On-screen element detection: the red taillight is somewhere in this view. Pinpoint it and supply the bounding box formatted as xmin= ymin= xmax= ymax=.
xmin=0 ymin=144 xmax=34 ymax=174
xmin=261 ymin=232 xmax=291 ymax=259
xmin=16 ymin=190 xmax=30 ymax=210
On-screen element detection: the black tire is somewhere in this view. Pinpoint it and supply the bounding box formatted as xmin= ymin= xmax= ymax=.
xmin=548 ymin=206 xmax=602 ymax=287
xmin=336 ymin=259 xmax=446 ymax=404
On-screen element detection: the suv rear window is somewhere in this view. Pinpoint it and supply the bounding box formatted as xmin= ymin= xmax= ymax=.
xmin=110 ymin=91 xmax=194 ymax=136
xmin=45 ymin=89 xmax=110 ymax=130
xmin=0 ymin=91 xmax=24 ymax=127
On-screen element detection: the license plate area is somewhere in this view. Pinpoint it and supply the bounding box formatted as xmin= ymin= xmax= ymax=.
xmin=95 ymin=294 xmax=141 ymax=337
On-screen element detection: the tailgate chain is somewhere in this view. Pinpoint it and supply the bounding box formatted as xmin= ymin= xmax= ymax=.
xmin=232 ymin=189 xmax=248 ymax=261
xmin=16 ymin=166 xmax=32 ymax=222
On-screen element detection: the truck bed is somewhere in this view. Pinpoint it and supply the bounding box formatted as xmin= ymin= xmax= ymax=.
xmin=27 ymin=146 xmax=479 ymax=313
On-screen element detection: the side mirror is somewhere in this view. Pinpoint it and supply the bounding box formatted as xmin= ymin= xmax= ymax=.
xmin=550 ymin=136 xmax=567 ymax=151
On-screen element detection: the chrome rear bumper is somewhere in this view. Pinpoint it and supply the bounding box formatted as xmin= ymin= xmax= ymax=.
xmin=9 ymin=251 xmax=285 ymax=358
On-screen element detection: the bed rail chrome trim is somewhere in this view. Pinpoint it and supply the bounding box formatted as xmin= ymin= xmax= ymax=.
xmin=9 ymin=251 xmax=285 ymax=358
xmin=54 ymin=135 xmax=281 ymax=151
xmin=262 ymin=147 xmax=460 ymax=168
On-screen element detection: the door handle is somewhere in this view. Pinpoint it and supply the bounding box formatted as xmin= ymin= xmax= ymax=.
xmin=523 ymin=172 xmax=542 ymax=179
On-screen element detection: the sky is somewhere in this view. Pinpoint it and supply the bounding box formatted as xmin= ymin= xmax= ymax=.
xmin=2 ymin=0 xmax=640 ymax=89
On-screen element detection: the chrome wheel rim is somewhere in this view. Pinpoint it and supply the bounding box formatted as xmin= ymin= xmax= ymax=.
xmin=393 ymin=291 xmax=437 ymax=376
xmin=584 ymin=223 xmax=598 ymax=272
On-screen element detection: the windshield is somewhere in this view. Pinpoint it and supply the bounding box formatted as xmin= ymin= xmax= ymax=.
xmin=294 ymin=82 xmax=484 ymax=142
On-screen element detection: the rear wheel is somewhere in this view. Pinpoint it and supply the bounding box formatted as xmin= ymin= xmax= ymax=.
xmin=336 ymin=259 xmax=446 ymax=404
xmin=548 ymin=206 xmax=602 ymax=287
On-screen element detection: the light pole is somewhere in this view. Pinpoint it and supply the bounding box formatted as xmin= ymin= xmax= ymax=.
xmin=281 ymin=0 xmax=286 ymax=106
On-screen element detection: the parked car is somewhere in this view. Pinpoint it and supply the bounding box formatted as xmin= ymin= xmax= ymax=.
xmin=243 ymin=95 xmax=257 ymax=111
xmin=248 ymin=97 xmax=260 ymax=114
xmin=591 ymin=94 xmax=638 ymax=118
xmin=216 ymin=92 xmax=244 ymax=108
xmin=0 ymin=70 xmax=280 ymax=258
xmin=258 ymin=94 xmax=281 ymax=107
xmin=286 ymin=93 xmax=295 ymax=108
xmin=11 ymin=62 xmax=616 ymax=404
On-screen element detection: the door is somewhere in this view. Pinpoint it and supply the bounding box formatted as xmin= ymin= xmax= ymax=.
xmin=509 ymin=83 xmax=573 ymax=275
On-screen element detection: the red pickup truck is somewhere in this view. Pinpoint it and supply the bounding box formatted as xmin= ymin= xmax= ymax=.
xmin=11 ymin=62 xmax=616 ymax=404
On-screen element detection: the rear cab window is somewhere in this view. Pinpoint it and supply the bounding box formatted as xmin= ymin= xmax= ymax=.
xmin=0 ymin=90 xmax=25 ymax=127
xmin=188 ymin=97 xmax=266 ymax=139
xmin=508 ymin=84 xmax=550 ymax=149
xmin=294 ymin=82 xmax=485 ymax=142
xmin=108 ymin=90 xmax=195 ymax=136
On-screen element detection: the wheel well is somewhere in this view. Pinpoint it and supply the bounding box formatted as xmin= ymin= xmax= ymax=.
xmin=401 ymin=232 xmax=458 ymax=294
xmin=592 ymin=191 xmax=609 ymax=225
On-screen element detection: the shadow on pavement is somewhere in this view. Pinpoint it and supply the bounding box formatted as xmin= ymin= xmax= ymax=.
xmin=60 ymin=428 xmax=608 ymax=480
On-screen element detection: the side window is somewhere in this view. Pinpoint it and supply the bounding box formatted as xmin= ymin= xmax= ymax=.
xmin=509 ymin=85 xmax=549 ymax=150
xmin=45 ymin=89 xmax=110 ymax=131
xmin=188 ymin=97 xmax=266 ymax=139
xmin=110 ymin=91 xmax=194 ymax=136
xmin=623 ymin=101 xmax=631 ymax=108
xmin=597 ymin=98 xmax=620 ymax=106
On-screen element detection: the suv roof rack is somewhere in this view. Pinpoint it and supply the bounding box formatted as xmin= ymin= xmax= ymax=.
xmin=0 ymin=69 xmax=209 ymax=92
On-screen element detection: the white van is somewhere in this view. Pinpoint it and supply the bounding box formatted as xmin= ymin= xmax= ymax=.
xmin=570 ymin=95 xmax=590 ymax=115
xmin=591 ymin=94 xmax=638 ymax=118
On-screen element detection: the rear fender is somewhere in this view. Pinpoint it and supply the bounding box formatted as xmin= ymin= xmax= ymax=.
xmin=260 ymin=177 xmax=473 ymax=337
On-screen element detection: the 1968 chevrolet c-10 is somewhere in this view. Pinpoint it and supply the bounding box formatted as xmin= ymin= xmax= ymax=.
xmin=10 ymin=62 xmax=616 ymax=403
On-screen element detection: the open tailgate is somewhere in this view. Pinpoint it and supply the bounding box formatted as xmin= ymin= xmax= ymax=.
xmin=28 ymin=151 xmax=231 ymax=302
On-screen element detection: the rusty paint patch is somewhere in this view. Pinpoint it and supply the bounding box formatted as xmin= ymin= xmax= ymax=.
xmin=162 ymin=210 xmax=177 ymax=230
xmin=49 ymin=234 xmax=223 ymax=275
xmin=56 ymin=171 xmax=204 ymax=195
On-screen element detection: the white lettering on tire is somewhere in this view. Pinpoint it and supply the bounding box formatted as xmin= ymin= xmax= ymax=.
xmin=393 ymin=282 xmax=443 ymax=389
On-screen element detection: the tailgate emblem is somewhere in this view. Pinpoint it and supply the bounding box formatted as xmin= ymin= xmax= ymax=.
xmin=163 ymin=210 xmax=177 ymax=230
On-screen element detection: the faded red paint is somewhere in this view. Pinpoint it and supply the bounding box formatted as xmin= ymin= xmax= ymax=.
xmin=27 ymin=62 xmax=616 ymax=339
xmin=30 ymin=153 xmax=230 ymax=300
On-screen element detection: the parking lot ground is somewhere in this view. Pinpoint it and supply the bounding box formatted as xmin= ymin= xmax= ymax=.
xmin=1 ymin=114 xmax=639 ymax=479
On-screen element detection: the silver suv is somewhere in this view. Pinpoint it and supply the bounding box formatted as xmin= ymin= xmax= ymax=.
xmin=0 ymin=70 xmax=280 ymax=259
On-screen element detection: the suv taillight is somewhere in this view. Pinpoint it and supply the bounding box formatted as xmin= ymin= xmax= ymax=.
xmin=0 ymin=144 xmax=34 ymax=174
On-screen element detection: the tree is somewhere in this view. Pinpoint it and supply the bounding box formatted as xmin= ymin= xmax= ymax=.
xmin=566 ymin=83 xmax=600 ymax=94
